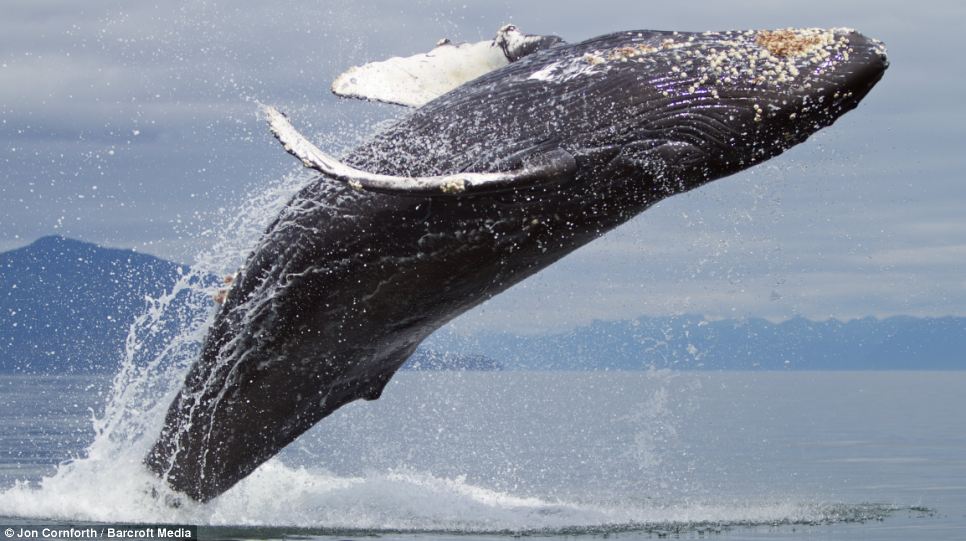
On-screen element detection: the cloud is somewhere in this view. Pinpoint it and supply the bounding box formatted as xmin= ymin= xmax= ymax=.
xmin=1 ymin=0 xmax=965 ymax=332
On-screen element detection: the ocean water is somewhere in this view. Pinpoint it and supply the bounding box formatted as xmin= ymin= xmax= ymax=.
xmin=1 ymin=151 xmax=961 ymax=538
xmin=0 ymin=370 xmax=963 ymax=540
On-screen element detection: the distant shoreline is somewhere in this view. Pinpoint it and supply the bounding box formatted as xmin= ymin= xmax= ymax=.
xmin=3 ymin=236 xmax=964 ymax=373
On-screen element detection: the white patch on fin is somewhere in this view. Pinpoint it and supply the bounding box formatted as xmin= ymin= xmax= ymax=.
xmin=331 ymin=40 xmax=509 ymax=108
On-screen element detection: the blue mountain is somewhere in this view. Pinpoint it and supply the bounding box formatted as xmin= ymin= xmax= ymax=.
xmin=425 ymin=314 xmax=966 ymax=370
xmin=404 ymin=349 xmax=502 ymax=371
xmin=0 ymin=236 xmax=184 ymax=372
xmin=3 ymin=236 xmax=963 ymax=372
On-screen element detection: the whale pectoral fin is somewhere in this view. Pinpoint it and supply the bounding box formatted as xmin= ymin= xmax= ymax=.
xmin=331 ymin=24 xmax=564 ymax=108
xmin=360 ymin=371 xmax=394 ymax=401
xmin=332 ymin=39 xmax=509 ymax=108
xmin=264 ymin=105 xmax=577 ymax=196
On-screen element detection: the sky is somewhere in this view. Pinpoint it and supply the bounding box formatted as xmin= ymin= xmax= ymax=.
xmin=1 ymin=0 xmax=964 ymax=333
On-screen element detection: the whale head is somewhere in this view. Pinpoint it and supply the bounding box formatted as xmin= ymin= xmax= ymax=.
xmin=366 ymin=27 xmax=889 ymax=212
xmin=279 ymin=27 xmax=887 ymax=212
xmin=501 ymin=28 xmax=889 ymax=201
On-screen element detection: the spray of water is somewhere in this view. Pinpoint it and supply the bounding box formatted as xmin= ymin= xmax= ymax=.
xmin=0 ymin=146 xmax=897 ymax=533
xmin=0 ymin=166 xmax=314 ymax=518
xmin=0 ymin=156 xmax=896 ymax=531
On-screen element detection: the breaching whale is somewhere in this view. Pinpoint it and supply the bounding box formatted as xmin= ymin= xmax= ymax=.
xmin=145 ymin=25 xmax=888 ymax=502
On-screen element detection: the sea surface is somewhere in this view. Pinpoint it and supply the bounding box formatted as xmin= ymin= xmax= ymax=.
xmin=0 ymin=371 xmax=964 ymax=540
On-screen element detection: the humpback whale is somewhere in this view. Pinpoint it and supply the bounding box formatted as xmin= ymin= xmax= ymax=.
xmin=145 ymin=25 xmax=888 ymax=502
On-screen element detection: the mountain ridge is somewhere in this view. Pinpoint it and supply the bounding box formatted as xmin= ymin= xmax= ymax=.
xmin=1 ymin=235 xmax=184 ymax=372
xmin=2 ymin=236 xmax=963 ymax=372
xmin=424 ymin=313 xmax=966 ymax=370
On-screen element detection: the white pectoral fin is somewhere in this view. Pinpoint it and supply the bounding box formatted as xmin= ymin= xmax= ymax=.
xmin=331 ymin=40 xmax=509 ymax=108
xmin=264 ymin=105 xmax=576 ymax=196
xmin=330 ymin=25 xmax=565 ymax=108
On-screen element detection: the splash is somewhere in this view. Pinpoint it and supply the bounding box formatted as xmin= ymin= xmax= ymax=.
xmin=0 ymin=167 xmax=314 ymax=518
xmin=0 ymin=217 xmax=900 ymax=532
xmin=0 ymin=340 xmax=899 ymax=533
xmin=0 ymin=459 xmax=897 ymax=533
xmin=0 ymin=88 xmax=896 ymax=539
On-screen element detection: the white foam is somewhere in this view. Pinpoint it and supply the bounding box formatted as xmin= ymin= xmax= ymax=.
xmin=0 ymin=458 xmax=861 ymax=531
